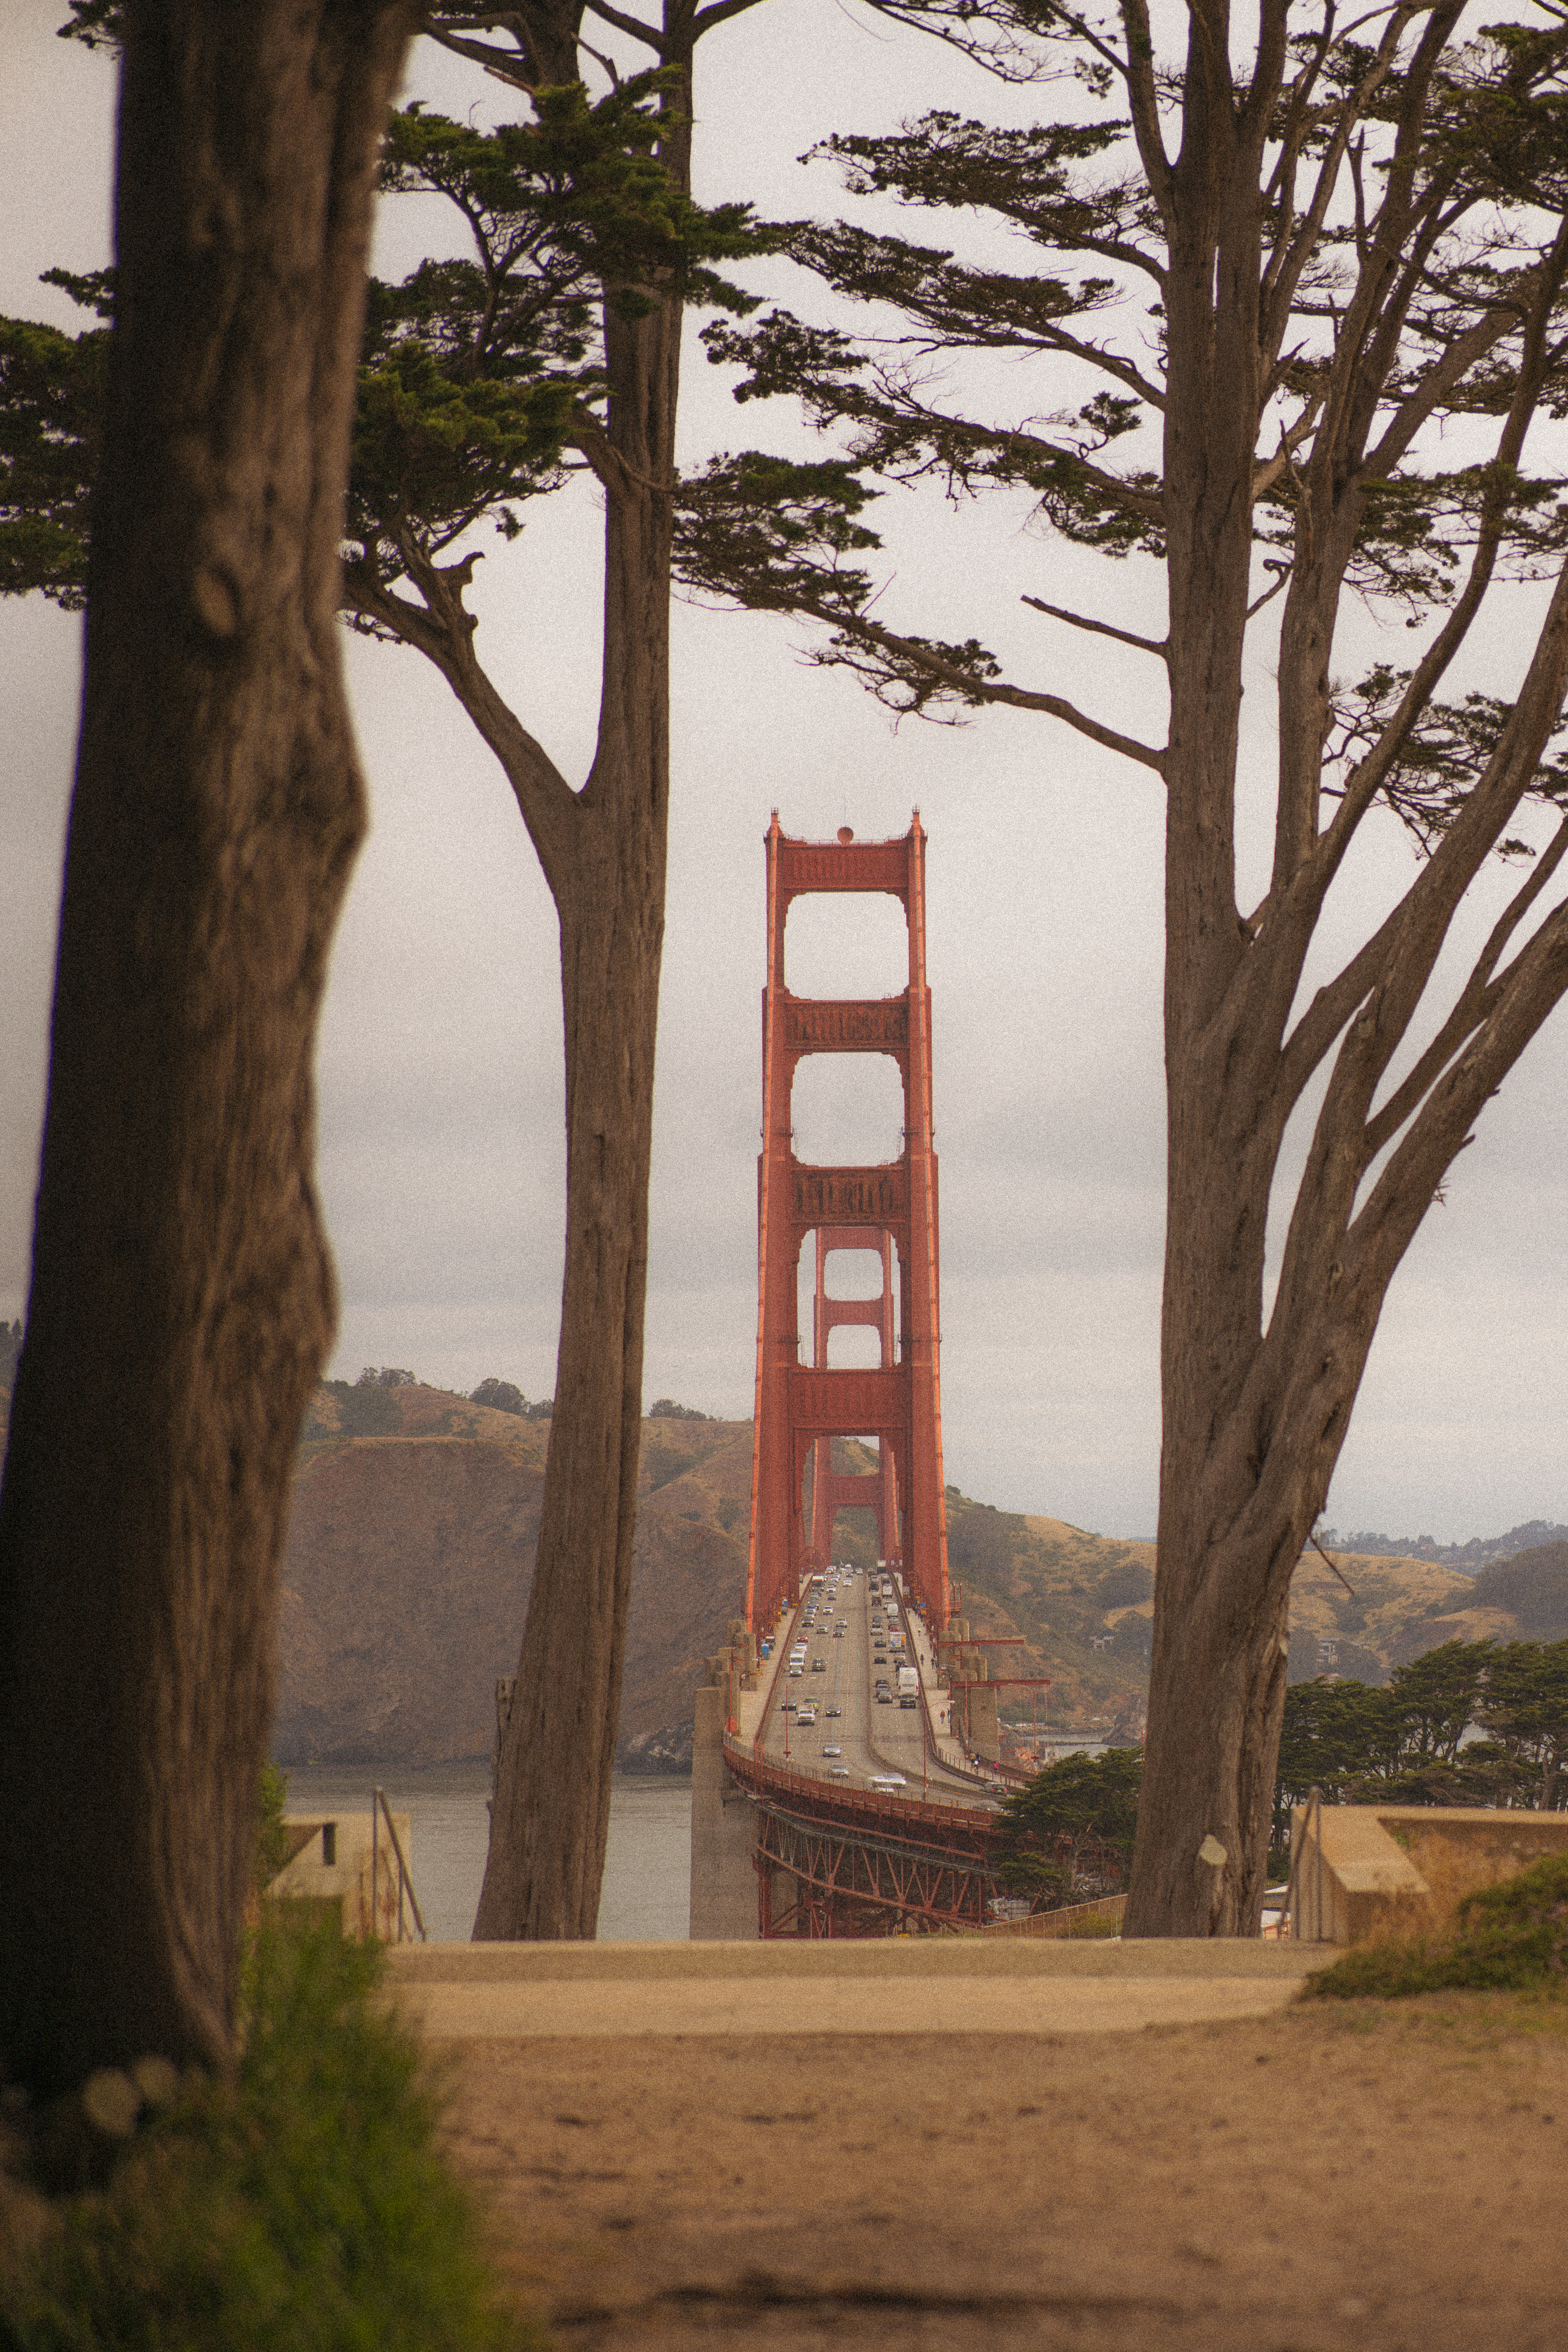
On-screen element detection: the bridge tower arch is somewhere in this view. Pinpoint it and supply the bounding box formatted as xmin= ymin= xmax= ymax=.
xmin=745 ymin=815 xmax=950 ymax=1636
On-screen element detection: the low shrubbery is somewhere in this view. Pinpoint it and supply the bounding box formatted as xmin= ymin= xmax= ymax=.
xmin=1304 ymin=1848 xmax=1568 ymax=2001
xmin=1276 ymin=1638 xmax=1568 ymax=1840
xmin=2 ymin=1916 xmax=539 ymax=2350
xmin=993 ymin=1747 xmax=1142 ymax=1909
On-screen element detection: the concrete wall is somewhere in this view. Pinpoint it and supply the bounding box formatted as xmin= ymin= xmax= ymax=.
xmin=270 ymin=1810 xmax=417 ymax=1941
xmin=968 ymin=1685 xmax=1001 ymax=1763
xmin=1289 ymin=1803 xmax=1568 ymax=1944
xmin=689 ymin=1681 xmax=759 ymax=1939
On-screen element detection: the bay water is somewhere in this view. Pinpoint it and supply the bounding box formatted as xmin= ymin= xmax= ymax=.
xmin=278 ymin=1763 xmax=692 ymax=1943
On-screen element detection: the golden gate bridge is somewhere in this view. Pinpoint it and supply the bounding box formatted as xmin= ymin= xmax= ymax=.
xmin=692 ymin=816 xmax=1061 ymax=1939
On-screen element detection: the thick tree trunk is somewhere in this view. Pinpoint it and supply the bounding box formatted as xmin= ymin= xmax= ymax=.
xmin=473 ymin=809 xmax=665 ymax=1935
xmin=1126 ymin=1294 xmax=1370 ymax=1934
xmin=1125 ymin=18 xmax=1341 ymax=1937
xmin=0 ymin=0 xmax=422 ymax=2098
xmin=474 ymin=279 xmax=676 ymax=1938
xmin=1126 ymin=11 xmax=1568 ymax=1933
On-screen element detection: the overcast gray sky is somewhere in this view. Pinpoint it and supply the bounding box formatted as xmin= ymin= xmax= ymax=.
xmin=3 ymin=0 xmax=1566 ymax=1543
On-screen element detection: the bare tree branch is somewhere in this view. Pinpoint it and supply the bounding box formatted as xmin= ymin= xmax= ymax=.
xmin=1022 ymin=592 xmax=1166 ymax=660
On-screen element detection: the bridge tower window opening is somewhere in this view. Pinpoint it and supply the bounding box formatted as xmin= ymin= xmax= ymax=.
xmin=790 ymin=1052 xmax=906 ymax=1169
xmin=784 ymin=888 xmax=909 ymax=1001
xmin=801 ymin=1433 xmax=898 ymax=1571
xmin=820 ymin=1244 xmax=890 ymax=1300
xmin=798 ymin=1234 xmax=903 ymax=1371
xmin=824 ymin=1325 xmax=882 ymax=1369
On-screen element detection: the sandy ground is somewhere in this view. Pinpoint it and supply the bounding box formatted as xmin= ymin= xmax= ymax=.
xmin=434 ymin=1992 xmax=1568 ymax=2352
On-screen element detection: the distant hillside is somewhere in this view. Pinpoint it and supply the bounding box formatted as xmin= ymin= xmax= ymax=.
xmin=5 ymin=1338 xmax=1565 ymax=1760
xmin=275 ymin=1382 xmax=750 ymax=1772
xmin=1378 ymin=1542 xmax=1568 ymax=1664
xmin=1323 ymin=1519 xmax=1568 ymax=1571
xmin=942 ymin=1494 xmax=1158 ymax=1733
xmin=940 ymin=1495 xmax=1568 ymax=1728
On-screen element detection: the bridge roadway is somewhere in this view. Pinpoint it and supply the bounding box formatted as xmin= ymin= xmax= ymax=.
xmin=755 ymin=1564 xmax=998 ymax=1812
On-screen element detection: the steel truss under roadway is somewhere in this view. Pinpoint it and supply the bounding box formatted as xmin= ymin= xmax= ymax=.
xmin=726 ymin=1742 xmax=999 ymax=1936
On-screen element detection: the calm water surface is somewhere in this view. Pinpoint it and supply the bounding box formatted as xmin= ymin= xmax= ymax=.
xmin=279 ymin=1763 xmax=692 ymax=1943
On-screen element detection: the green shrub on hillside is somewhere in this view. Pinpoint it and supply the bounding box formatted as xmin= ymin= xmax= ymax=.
xmin=252 ymin=1762 xmax=294 ymax=1898
xmin=1303 ymin=1849 xmax=1568 ymax=2000
xmin=470 ymin=1379 xmax=526 ymax=1417
xmin=642 ymin=1442 xmax=698 ymax=1492
xmin=5 ymin=1917 xmax=539 ymax=2351
xmin=994 ymin=1747 xmax=1142 ymax=1906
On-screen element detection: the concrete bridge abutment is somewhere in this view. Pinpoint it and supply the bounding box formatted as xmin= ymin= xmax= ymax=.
xmin=688 ymin=1669 xmax=759 ymax=1939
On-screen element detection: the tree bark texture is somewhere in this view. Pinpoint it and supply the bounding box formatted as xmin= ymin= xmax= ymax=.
xmin=0 ymin=0 xmax=423 ymax=2096
xmin=473 ymin=260 xmax=678 ymax=1939
xmin=1125 ymin=2 xmax=1568 ymax=1935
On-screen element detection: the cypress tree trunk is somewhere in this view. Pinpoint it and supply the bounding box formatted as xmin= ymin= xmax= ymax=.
xmin=0 ymin=0 xmax=422 ymax=2098
xmin=1123 ymin=8 xmax=1568 ymax=1933
xmin=474 ymin=277 xmax=676 ymax=1939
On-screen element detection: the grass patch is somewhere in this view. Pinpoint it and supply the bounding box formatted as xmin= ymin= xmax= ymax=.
xmin=1304 ymin=1848 xmax=1568 ymax=2002
xmin=2 ymin=1916 xmax=542 ymax=2350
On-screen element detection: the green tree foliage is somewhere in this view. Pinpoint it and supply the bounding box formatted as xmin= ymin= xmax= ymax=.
xmin=1477 ymin=1639 xmax=1568 ymax=1809
xmin=341 ymin=84 xmax=773 ymax=653
xmin=994 ymin=1746 xmax=1143 ymax=1907
xmin=310 ymin=1373 xmax=415 ymax=1442
xmin=0 ymin=274 xmax=109 ymax=607
xmin=253 ymin=1763 xmax=294 ymax=1901
xmin=470 ymin=1377 xmax=526 ymax=1416
xmin=0 ymin=90 xmax=771 ymax=636
xmin=699 ymin=44 xmax=1568 ymax=838
xmin=1273 ymin=1639 xmax=1568 ymax=1843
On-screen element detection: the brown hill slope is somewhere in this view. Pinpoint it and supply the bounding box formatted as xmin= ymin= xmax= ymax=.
xmin=6 ymin=1346 xmax=1561 ymax=1765
xmin=275 ymin=1391 xmax=1519 ymax=1769
xmin=274 ymin=1386 xmax=750 ymax=1770
xmin=941 ymin=1490 xmax=1500 ymax=1739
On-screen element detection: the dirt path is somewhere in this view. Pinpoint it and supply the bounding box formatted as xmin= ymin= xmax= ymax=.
xmin=438 ymin=1992 xmax=1568 ymax=2352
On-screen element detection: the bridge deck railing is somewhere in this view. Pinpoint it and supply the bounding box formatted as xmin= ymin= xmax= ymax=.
xmin=723 ymin=1734 xmax=997 ymax=1850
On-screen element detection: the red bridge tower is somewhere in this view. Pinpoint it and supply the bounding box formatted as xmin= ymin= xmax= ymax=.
xmin=745 ymin=815 xmax=950 ymax=1636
